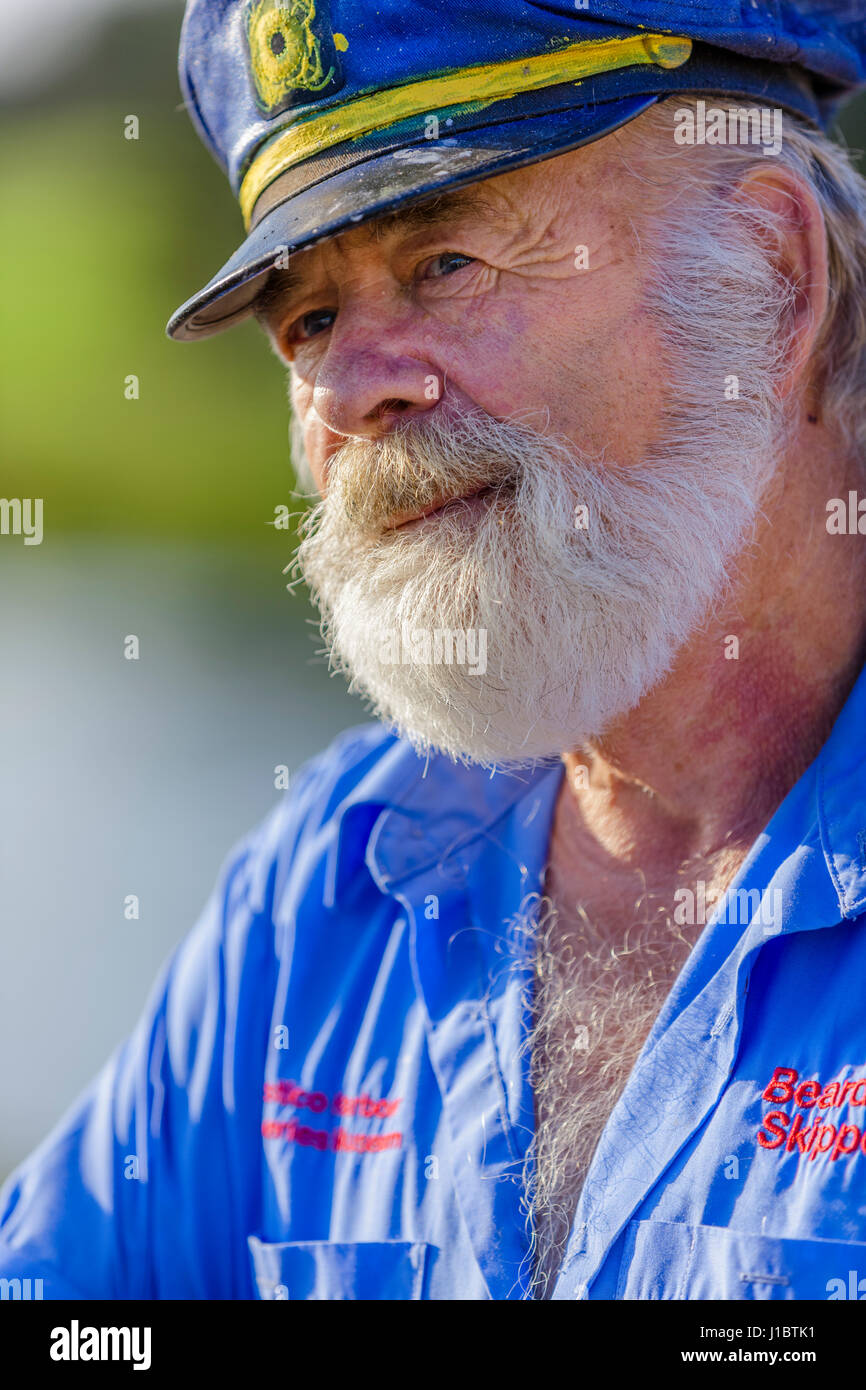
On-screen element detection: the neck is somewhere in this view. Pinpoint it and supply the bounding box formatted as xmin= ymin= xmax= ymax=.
xmin=562 ymin=426 xmax=866 ymax=871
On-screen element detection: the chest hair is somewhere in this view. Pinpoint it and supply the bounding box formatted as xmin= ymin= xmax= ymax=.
xmin=521 ymin=881 xmax=710 ymax=1299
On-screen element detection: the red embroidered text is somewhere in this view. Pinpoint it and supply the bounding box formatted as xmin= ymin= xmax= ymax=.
xmin=757 ymin=1066 xmax=866 ymax=1163
xmin=261 ymin=1079 xmax=403 ymax=1156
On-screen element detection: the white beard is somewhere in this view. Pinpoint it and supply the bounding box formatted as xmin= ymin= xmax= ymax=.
xmin=295 ymin=389 xmax=780 ymax=767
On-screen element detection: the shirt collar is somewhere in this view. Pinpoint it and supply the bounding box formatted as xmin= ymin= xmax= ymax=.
xmin=814 ymin=658 xmax=866 ymax=920
xmin=325 ymin=657 xmax=866 ymax=921
xmin=322 ymin=733 xmax=561 ymax=906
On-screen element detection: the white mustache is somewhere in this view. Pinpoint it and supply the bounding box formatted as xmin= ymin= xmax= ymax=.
xmin=319 ymin=409 xmax=522 ymax=534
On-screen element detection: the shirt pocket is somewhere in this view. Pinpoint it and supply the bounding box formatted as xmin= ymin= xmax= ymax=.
xmin=616 ymin=1220 xmax=866 ymax=1300
xmin=247 ymin=1236 xmax=434 ymax=1300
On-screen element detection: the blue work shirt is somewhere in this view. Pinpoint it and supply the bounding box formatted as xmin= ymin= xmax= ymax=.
xmin=3 ymin=664 xmax=866 ymax=1301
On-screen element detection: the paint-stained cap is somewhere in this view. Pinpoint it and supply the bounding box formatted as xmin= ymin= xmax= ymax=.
xmin=167 ymin=1 xmax=866 ymax=341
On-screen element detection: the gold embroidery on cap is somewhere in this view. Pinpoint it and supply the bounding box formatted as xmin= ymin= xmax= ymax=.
xmin=247 ymin=0 xmax=336 ymax=112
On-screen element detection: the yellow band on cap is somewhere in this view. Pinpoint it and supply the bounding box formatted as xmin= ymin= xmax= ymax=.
xmin=239 ymin=31 xmax=692 ymax=227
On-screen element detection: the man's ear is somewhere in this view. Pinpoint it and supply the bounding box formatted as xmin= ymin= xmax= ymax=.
xmin=729 ymin=165 xmax=829 ymax=408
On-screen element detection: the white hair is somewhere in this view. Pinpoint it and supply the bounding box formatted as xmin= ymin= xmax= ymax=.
xmin=637 ymin=96 xmax=866 ymax=463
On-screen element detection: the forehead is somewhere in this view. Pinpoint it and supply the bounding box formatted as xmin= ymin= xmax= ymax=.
xmin=255 ymin=181 xmax=529 ymax=314
xmin=253 ymin=136 xmax=634 ymax=324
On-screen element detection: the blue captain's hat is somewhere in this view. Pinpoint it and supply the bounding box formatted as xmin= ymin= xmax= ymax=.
xmin=167 ymin=1 xmax=866 ymax=341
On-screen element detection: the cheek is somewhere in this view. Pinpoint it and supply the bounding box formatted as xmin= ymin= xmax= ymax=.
xmin=290 ymin=364 xmax=313 ymax=407
xmin=521 ymin=283 xmax=669 ymax=466
xmin=438 ymin=299 xmax=542 ymax=418
xmin=289 ymin=376 xmax=330 ymax=492
xmin=441 ymin=280 xmax=667 ymax=468
xmin=559 ymin=314 xmax=668 ymax=466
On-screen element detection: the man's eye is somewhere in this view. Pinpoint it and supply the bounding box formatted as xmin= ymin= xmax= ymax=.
xmin=290 ymin=308 xmax=336 ymax=342
xmin=421 ymin=252 xmax=475 ymax=280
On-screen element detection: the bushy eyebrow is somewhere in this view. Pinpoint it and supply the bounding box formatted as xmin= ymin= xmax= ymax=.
xmin=367 ymin=186 xmax=498 ymax=237
xmin=255 ymin=186 xmax=498 ymax=322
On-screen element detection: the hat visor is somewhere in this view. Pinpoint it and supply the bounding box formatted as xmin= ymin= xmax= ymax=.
xmin=166 ymin=94 xmax=656 ymax=342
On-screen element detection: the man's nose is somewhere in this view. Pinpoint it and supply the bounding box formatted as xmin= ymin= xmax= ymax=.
xmin=310 ymin=304 xmax=440 ymax=439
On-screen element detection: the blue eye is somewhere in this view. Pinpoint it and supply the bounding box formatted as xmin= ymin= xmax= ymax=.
xmin=423 ymin=252 xmax=474 ymax=279
xmin=295 ymin=308 xmax=336 ymax=341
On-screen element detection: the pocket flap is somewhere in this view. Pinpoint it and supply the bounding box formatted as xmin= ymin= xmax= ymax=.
xmin=248 ymin=1236 xmax=433 ymax=1300
xmin=618 ymin=1219 xmax=866 ymax=1300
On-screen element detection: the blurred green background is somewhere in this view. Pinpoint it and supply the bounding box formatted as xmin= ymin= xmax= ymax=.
xmin=1 ymin=0 xmax=865 ymax=1182
xmin=0 ymin=0 xmax=295 ymax=541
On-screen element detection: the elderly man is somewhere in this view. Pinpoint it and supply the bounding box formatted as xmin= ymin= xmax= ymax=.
xmin=2 ymin=0 xmax=866 ymax=1303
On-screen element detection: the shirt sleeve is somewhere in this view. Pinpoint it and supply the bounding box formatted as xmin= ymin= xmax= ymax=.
xmin=0 ymin=743 xmax=344 ymax=1300
xmin=0 ymin=724 xmax=386 ymax=1299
